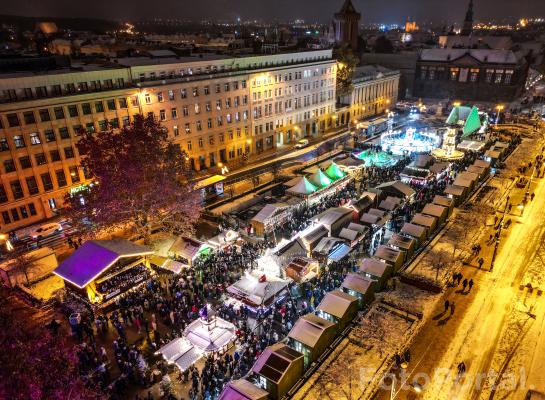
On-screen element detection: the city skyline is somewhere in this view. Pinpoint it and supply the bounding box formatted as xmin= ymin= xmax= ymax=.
xmin=2 ymin=0 xmax=545 ymax=25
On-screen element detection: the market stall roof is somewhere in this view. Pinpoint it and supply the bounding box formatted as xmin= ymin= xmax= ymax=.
xmin=195 ymin=174 xmax=226 ymax=190
xmin=313 ymin=237 xmax=345 ymax=255
xmin=53 ymin=239 xmax=153 ymax=288
xmin=317 ymin=291 xmax=358 ymax=320
xmin=459 ymin=171 xmax=479 ymax=182
xmin=288 ymin=313 xmax=336 ymax=349
xmin=359 ymin=258 xmax=389 ymax=278
xmin=375 ymin=245 xmax=403 ymax=264
xmin=458 ymin=140 xmax=486 ymax=152
xmin=379 ymin=199 xmax=398 ymax=211
xmin=444 ymin=185 xmax=467 ymax=197
xmin=251 ymin=342 xmax=303 ymax=384
xmin=422 ymin=204 xmax=447 ymax=219
xmin=484 ymin=149 xmax=502 ymax=159
xmin=375 ymin=180 xmax=416 ymax=199
xmin=400 ymin=223 xmax=427 ymax=239
xmin=300 ymin=225 xmax=329 ymax=248
xmin=360 ymin=213 xmax=383 ymax=226
xmin=150 ymin=255 xmax=186 ymax=274
xmin=184 ymin=314 xmax=236 ymax=352
xmin=433 ymin=195 xmax=454 ymax=208
xmin=360 ymin=191 xmax=378 ymax=203
xmin=324 ymin=162 xmax=346 ymax=181
xmin=368 ymin=208 xmax=388 ymax=218
xmin=251 ymin=203 xmax=289 ymax=224
xmin=219 ymin=379 xmax=269 ymax=400
xmin=345 ymin=196 xmax=374 ymax=213
xmin=286 ymin=177 xmax=318 ymax=195
xmin=169 ymin=237 xmax=209 ymax=260
xmin=347 ymin=222 xmax=368 ymax=234
xmin=342 ymin=273 xmax=374 ymax=295
xmin=328 ymin=243 xmax=352 ymax=262
xmin=494 ymin=141 xmax=509 ymax=149
xmin=339 ymin=228 xmax=359 ymax=242
xmin=412 ymin=213 xmax=437 ymax=229
xmin=429 ymin=162 xmax=450 ymax=175
xmin=311 ymin=207 xmax=352 ymax=227
xmin=285 ymin=176 xmax=303 ymax=187
xmin=227 ymin=273 xmax=289 ymax=307
xmin=412 ymin=154 xmax=434 ymax=169
xmin=473 ymin=159 xmax=491 ymax=169
xmin=446 ymin=105 xmax=482 ymax=137
xmin=387 ymin=234 xmax=416 ymax=251
xmin=308 ymin=169 xmax=333 ymax=189
xmin=207 ymin=230 xmax=239 ymax=249
xmin=467 ymin=165 xmax=486 ymax=176
xmin=453 ymin=176 xmax=473 ymax=188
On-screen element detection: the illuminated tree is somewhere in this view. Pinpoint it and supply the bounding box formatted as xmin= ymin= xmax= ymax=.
xmin=0 ymin=287 xmax=104 ymax=400
xmin=335 ymin=45 xmax=358 ymax=98
xmin=64 ymin=114 xmax=201 ymax=242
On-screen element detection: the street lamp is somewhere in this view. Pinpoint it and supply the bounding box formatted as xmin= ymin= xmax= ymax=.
xmin=453 ymin=101 xmax=461 ymax=107
xmin=496 ymin=104 xmax=505 ymax=125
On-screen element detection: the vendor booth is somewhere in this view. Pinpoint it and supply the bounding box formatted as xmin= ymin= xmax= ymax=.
xmin=54 ymin=239 xmax=154 ymax=306
xmin=168 ymin=237 xmax=212 ymax=267
xmin=444 ymin=184 xmax=467 ymax=205
xmin=411 ymin=213 xmax=438 ymax=237
xmin=400 ymin=223 xmax=427 ymax=247
xmin=219 ymin=379 xmax=269 ymax=400
xmin=184 ymin=305 xmax=236 ymax=353
xmin=387 ymin=234 xmax=417 ymax=262
xmin=310 ymin=207 xmax=353 ymax=237
xmin=359 ymin=258 xmax=392 ymax=290
xmin=285 ymin=257 xmax=319 ymax=283
xmin=374 ymin=245 xmax=404 ymax=272
xmin=432 ymin=195 xmax=454 ymax=216
xmin=316 ymin=290 xmax=359 ymax=332
xmin=341 ymin=273 xmax=376 ymax=309
xmin=421 ymin=203 xmax=448 ymax=225
xmin=251 ymin=203 xmax=291 ymax=237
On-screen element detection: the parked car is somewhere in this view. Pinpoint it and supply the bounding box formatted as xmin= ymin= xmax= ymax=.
xmin=30 ymin=223 xmax=63 ymax=239
xmin=295 ymin=139 xmax=309 ymax=149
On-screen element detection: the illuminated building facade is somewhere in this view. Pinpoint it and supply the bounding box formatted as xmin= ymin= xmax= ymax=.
xmin=0 ymin=50 xmax=336 ymax=231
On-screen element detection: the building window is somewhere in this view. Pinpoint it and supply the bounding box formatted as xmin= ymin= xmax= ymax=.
xmin=450 ymin=68 xmax=459 ymax=81
xmin=204 ymin=86 xmax=210 ymax=95
xmin=54 ymin=107 xmax=65 ymax=119
xmin=35 ymin=86 xmax=48 ymax=98
xmin=185 ymin=123 xmax=191 ymax=134
xmin=95 ymin=101 xmax=104 ymax=112
xmin=20 ymin=206 xmax=28 ymax=219
xmin=64 ymin=147 xmax=75 ymax=159
xmin=215 ymin=84 xmax=221 ymax=93
xmin=0 ymin=139 xmax=9 ymax=151
xmin=160 ymin=110 xmax=166 ymax=121
xmin=107 ymin=99 xmax=116 ymax=111
xmin=122 ymin=116 xmax=130 ymax=127
xmin=192 ymin=87 xmax=199 ymax=97
xmin=494 ymin=70 xmax=504 ymax=84
xmin=10 ymin=209 xmax=19 ymax=222
xmin=4 ymin=159 xmax=16 ymax=173
xmin=59 ymin=127 xmax=70 ymax=139
xmin=44 ymin=129 xmax=56 ymax=142
xmin=198 ymin=138 xmax=204 ymax=148
xmin=26 ymin=176 xmax=39 ymax=195
xmin=24 ymin=111 xmax=36 ymax=124
xmin=194 ymin=104 xmax=200 ymax=114
xmin=470 ymin=69 xmax=479 ymax=82
xmin=69 ymin=166 xmax=80 ymax=183
xmin=168 ymin=90 xmax=175 ymax=101
xmin=485 ymin=69 xmax=494 ymax=83
xmin=56 ymin=169 xmax=67 ymax=187
xmin=86 ymin=122 xmax=95 ymax=133
xmin=171 ymin=108 xmax=178 ymax=118
xmin=216 ymin=100 xmax=222 ymax=110
xmin=82 ymin=103 xmax=92 ymax=115
xmin=196 ymin=121 xmax=202 ymax=131
xmin=428 ymin=67 xmax=436 ymax=80
xmin=7 ymin=113 xmax=20 ymax=127
xmin=2 ymin=211 xmax=10 ymax=224
xmin=30 ymin=132 xmax=41 ymax=145
xmin=0 ymin=185 xmax=7 ymax=204
xmin=181 ymin=89 xmax=187 ymax=98
xmin=207 ymin=118 xmax=213 ymax=129
xmin=19 ymin=156 xmax=32 ymax=169
xmin=119 ymin=98 xmax=128 ymax=108
xmin=110 ymin=118 xmax=119 ymax=128
xmin=40 ymin=173 xmax=53 ymax=191
xmin=98 ymin=120 xmax=107 ymax=131
xmin=13 ymin=135 xmax=25 ymax=148
xmin=157 ymin=92 xmax=164 ymax=102
xmin=68 ymin=105 xmax=79 ymax=117
xmin=504 ymin=70 xmax=513 ymax=84
xmin=10 ymin=180 xmax=24 ymax=199
xmin=420 ymin=67 xmax=428 ymax=80
xmin=28 ymin=203 xmax=37 ymax=216
xmin=50 ymin=150 xmax=61 ymax=162
xmin=35 ymin=153 xmax=47 ymax=165
xmin=173 ymin=125 xmax=179 ymax=136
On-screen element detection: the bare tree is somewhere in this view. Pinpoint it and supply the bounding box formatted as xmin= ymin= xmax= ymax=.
xmin=426 ymin=248 xmax=453 ymax=282
xmin=351 ymin=310 xmax=405 ymax=357
xmin=8 ymin=249 xmax=38 ymax=286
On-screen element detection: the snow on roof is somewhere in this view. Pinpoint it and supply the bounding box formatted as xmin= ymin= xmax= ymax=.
xmin=184 ymin=315 xmax=236 ymax=352
xmin=368 ymin=208 xmax=387 ymax=218
xmin=420 ymin=48 xmax=519 ymax=64
xmin=359 ymin=258 xmax=389 ymax=277
xmin=360 ymin=213 xmax=382 ymax=225
xmin=251 ymin=203 xmax=289 ymax=223
xmin=288 ymin=313 xmax=336 ymax=348
xmin=473 ymin=159 xmax=490 ymax=168
xmin=400 ymin=222 xmax=427 ymax=238
xmin=342 ymin=273 xmax=374 ymax=295
xmin=453 ymin=176 xmax=473 ymax=188
xmin=287 ymin=177 xmax=318 ymax=195
xmin=195 ymin=174 xmax=226 ymax=189
xmin=429 ymin=162 xmax=449 ymax=174
xmin=345 ymin=195 xmax=373 ymax=212
xmin=313 ymin=237 xmax=345 ymax=255
xmin=484 ymin=149 xmax=502 ymax=159
xmin=150 ymin=256 xmax=186 ymax=274
xmin=387 ymin=233 xmax=416 ymax=250
xmin=433 ymin=195 xmax=453 ymax=208
xmin=444 ymin=185 xmax=467 ymax=196
xmin=347 ymin=222 xmax=368 ymax=234
xmin=339 ymin=228 xmax=359 ymax=242
xmin=467 ymin=165 xmax=485 ymax=175
xmin=219 ymin=379 xmax=269 ymax=400
xmin=459 ymin=171 xmax=479 ymax=182
xmin=458 ymin=140 xmax=486 ymax=151
xmin=53 ymin=240 xmax=153 ymax=288
xmin=227 ymin=273 xmax=289 ymax=306
xmin=300 ymin=225 xmax=328 ymax=247
xmin=311 ymin=207 xmax=352 ymax=227
xmin=169 ymin=236 xmax=206 ymax=259
xmin=422 ymin=203 xmax=447 ymax=218
xmin=375 ymin=180 xmax=416 ymax=198
xmin=251 ymin=343 xmax=303 ymax=383
xmin=379 ymin=199 xmax=398 ymax=211
xmin=317 ymin=290 xmax=358 ymax=319
xmin=328 ymin=243 xmax=352 ymax=262
xmin=375 ymin=245 xmax=402 ymax=263
xmin=412 ymin=213 xmax=437 ymax=228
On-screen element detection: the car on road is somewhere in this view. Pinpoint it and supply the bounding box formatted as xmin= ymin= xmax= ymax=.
xmin=294 ymin=139 xmax=309 ymax=149
xmin=30 ymin=223 xmax=63 ymax=240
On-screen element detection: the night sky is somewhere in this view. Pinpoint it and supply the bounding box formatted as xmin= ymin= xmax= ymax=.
xmin=2 ymin=0 xmax=545 ymax=24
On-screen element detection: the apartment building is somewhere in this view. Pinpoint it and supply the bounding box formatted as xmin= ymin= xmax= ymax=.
xmin=341 ymin=65 xmax=400 ymax=126
xmin=0 ymin=50 xmax=337 ymax=231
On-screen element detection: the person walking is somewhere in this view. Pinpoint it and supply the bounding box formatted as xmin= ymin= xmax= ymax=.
xmin=478 ymin=258 xmax=484 ymax=269
xmin=444 ymin=300 xmax=450 ymax=313
xmin=462 ymin=279 xmax=468 ymax=292
xmin=450 ymin=302 xmax=455 ymax=316
xmin=468 ymin=279 xmax=474 ymax=292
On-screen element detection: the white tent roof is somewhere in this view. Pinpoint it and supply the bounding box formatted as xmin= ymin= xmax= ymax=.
xmin=227 ymin=273 xmax=289 ymax=306
xmin=184 ymin=316 xmax=236 ymax=352
xmin=251 ymin=203 xmax=288 ymax=224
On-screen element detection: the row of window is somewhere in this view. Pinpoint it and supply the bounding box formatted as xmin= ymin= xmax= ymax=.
xmin=0 ymin=167 xmax=82 ymax=202
xmin=252 ymin=67 xmax=333 ymax=87
xmin=2 ymin=78 xmax=126 ymax=102
xmin=1 ymin=203 xmax=38 ymax=225
xmin=2 ymin=147 xmax=77 ymax=174
xmin=1 ymin=98 xmax=129 ymax=128
xmin=419 ymin=66 xmax=515 ymax=84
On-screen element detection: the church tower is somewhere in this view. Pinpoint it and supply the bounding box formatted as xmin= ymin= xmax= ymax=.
xmin=333 ymin=0 xmax=361 ymax=51
xmin=461 ymin=0 xmax=474 ymax=36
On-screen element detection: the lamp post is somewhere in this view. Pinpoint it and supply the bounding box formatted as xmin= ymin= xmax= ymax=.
xmin=496 ymin=104 xmax=504 ymax=126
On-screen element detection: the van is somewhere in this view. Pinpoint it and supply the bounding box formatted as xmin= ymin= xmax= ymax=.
xmin=295 ymin=139 xmax=309 ymax=149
